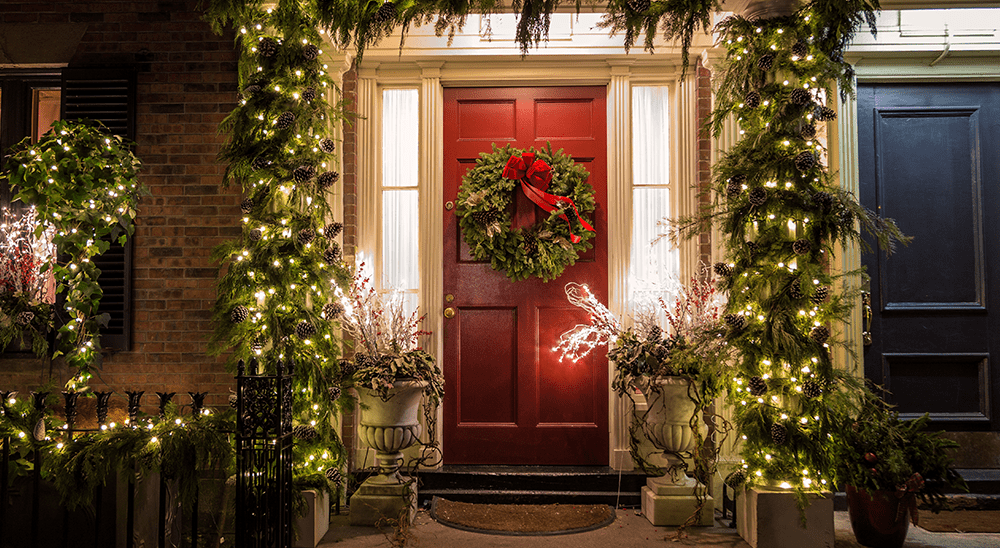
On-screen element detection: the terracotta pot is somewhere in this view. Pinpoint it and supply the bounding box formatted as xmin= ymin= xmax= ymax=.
xmin=724 ymin=0 xmax=802 ymax=20
xmin=845 ymin=485 xmax=911 ymax=548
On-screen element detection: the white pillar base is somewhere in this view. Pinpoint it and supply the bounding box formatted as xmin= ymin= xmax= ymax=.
xmin=293 ymin=490 xmax=330 ymax=547
xmin=640 ymin=476 xmax=715 ymax=526
xmin=737 ymin=486 xmax=834 ymax=548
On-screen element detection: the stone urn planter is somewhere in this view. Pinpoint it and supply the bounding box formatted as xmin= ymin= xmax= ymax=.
xmin=349 ymin=379 xmax=426 ymax=525
xmin=846 ymin=486 xmax=912 ymax=548
xmin=724 ymin=0 xmax=802 ymax=19
xmin=636 ymin=376 xmax=713 ymax=526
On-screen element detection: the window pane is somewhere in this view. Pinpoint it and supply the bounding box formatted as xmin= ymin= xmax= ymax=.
xmin=629 ymin=187 xmax=678 ymax=305
xmin=632 ymin=86 xmax=670 ymax=187
xmin=33 ymin=89 xmax=61 ymax=141
xmin=382 ymin=89 xmax=418 ymax=188
xmin=382 ymin=189 xmax=419 ymax=292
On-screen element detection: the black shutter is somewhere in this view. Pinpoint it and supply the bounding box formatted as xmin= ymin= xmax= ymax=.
xmin=61 ymin=67 xmax=137 ymax=352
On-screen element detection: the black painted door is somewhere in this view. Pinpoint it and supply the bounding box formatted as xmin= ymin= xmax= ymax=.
xmin=858 ymin=83 xmax=1000 ymax=441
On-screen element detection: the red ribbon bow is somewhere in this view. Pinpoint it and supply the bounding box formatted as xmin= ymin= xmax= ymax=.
xmin=502 ymin=153 xmax=595 ymax=244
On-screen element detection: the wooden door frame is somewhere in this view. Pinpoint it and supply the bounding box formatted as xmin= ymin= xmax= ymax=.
xmin=349 ymin=55 xmax=700 ymax=470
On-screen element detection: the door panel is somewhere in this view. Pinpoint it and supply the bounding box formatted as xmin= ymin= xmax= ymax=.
xmin=443 ymin=86 xmax=608 ymax=465
xmin=858 ymin=83 xmax=1000 ymax=442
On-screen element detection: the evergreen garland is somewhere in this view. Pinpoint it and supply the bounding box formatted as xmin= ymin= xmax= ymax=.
xmin=675 ymin=1 xmax=908 ymax=502
xmin=207 ymin=0 xmax=352 ymax=492
xmin=456 ymin=143 xmax=596 ymax=282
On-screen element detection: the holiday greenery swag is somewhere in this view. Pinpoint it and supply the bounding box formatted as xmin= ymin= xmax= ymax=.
xmin=833 ymin=390 xmax=966 ymax=520
xmin=457 ymin=143 xmax=597 ymax=282
xmin=2 ymin=120 xmax=149 ymax=389
xmin=207 ymin=0 xmax=352 ymax=492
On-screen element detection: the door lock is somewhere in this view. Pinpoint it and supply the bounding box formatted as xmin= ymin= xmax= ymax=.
xmin=862 ymin=290 xmax=872 ymax=346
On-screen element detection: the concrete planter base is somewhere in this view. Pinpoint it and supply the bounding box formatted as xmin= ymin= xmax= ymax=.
xmin=294 ymin=489 xmax=330 ymax=547
xmin=641 ymin=477 xmax=714 ymax=526
xmin=349 ymin=475 xmax=417 ymax=527
xmin=737 ymin=486 xmax=834 ymax=548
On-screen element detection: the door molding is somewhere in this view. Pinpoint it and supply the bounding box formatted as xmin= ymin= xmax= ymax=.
xmin=354 ymin=55 xmax=693 ymax=470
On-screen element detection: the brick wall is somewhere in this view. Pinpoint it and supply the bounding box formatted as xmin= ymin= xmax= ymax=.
xmin=697 ymin=62 xmax=714 ymax=269
xmin=0 ymin=0 xmax=240 ymax=411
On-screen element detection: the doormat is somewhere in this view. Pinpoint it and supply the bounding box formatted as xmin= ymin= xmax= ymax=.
xmin=918 ymin=510 xmax=1000 ymax=533
xmin=430 ymin=497 xmax=616 ymax=536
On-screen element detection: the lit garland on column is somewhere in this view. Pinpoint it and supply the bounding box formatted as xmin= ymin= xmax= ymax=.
xmin=208 ymin=0 xmax=353 ymax=491
xmin=672 ymin=1 xmax=907 ymax=502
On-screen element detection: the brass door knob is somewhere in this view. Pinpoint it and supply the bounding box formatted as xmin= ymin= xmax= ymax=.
xmin=444 ymin=307 xmax=456 ymax=319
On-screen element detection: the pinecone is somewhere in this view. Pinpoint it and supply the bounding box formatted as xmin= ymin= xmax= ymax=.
xmin=303 ymin=44 xmax=319 ymax=61
xmin=725 ymin=313 xmax=748 ymax=331
xmin=324 ymin=222 xmax=343 ymax=239
xmin=810 ymin=325 xmax=831 ymax=344
xmin=325 ymin=467 xmax=343 ymax=485
xmin=323 ymin=244 xmax=341 ymax=264
xmin=744 ymin=90 xmax=761 ymax=109
xmin=646 ymin=324 xmax=662 ymax=342
xmin=316 ymin=171 xmax=339 ymax=190
xmin=626 ymin=0 xmax=651 ymax=13
xmin=795 ymin=151 xmax=816 ymax=172
xmin=276 ymin=111 xmax=295 ymax=130
xmin=293 ymin=424 xmax=318 ymax=441
xmin=812 ymin=191 xmax=833 ymax=210
xmin=802 ymin=380 xmax=822 ymax=398
xmin=790 ymin=88 xmax=812 ymax=106
xmin=792 ymin=239 xmax=811 ymax=255
xmin=714 ymin=262 xmax=733 ymax=278
xmin=748 ymin=187 xmax=767 ymax=207
xmin=757 ymin=54 xmax=775 ymax=71
xmin=747 ymin=376 xmax=767 ymax=396
xmin=652 ymin=344 xmax=669 ymax=361
xmin=814 ymin=105 xmax=837 ymax=121
xmin=252 ymin=157 xmax=270 ymax=171
xmin=726 ymin=179 xmax=742 ymax=199
xmin=789 ymin=279 xmax=804 ymax=299
xmin=320 ymin=138 xmax=336 ymax=153
xmin=231 ymin=305 xmax=249 ymax=323
xmin=746 ymin=240 xmax=760 ymax=256
xmin=770 ymin=423 xmax=788 ymax=445
xmin=339 ymin=359 xmax=356 ymax=379
xmin=811 ymin=285 xmax=830 ymax=304
xmin=296 ymin=321 xmax=317 ymax=339
xmin=801 ymin=123 xmax=817 ymax=140
xmin=302 ymin=86 xmax=317 ymax=102
xmin=257 ymin=37 xmax=278 ymax=58
xmin=726 ymin=469 xmax=748 ymax=488
xmin=297 ymin=228 xmax=315 ymax=245
xmin=473 ymin=210 xmax=501 ymax=227
xmin=293 ymin=165 xmax=316 ymax=183
xmin=372 ymin=1 xmax=397 ymax=24
xmin=15 ymin=311 xmax=34 ymax=326
xmin=241 ymin=198 xmax=253 ymax=214
xmin=792 ymin=40 xmax=808 ymax=58
xmin=243 ymin=84 xmax=262 ymax=97
xmin=228 ymin=393 xmax=238 ymax=408
xmin=322 ymin=302 xmax=344 ymax=319
xmin=328 ymin=386 xmax=342 ymax=402
xmin=523 ymin=234 xmax=537 ymax=256
xmin=249 ymin=228 xmax=263 ymax=242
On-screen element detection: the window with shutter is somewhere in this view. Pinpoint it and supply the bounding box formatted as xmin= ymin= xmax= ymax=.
xmin=60 ymin=67 xmax=137 ymax=352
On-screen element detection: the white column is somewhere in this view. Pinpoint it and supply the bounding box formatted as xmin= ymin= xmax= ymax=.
xmin=418 ymin=61 xmax=445 ymax=467
xmin=607 ymin=60 xmax=634 ymax=470
xmin=833 ymin=87 xmax=864 ymax=377
xmin=356 ymin=66 xmax=380 ymax=267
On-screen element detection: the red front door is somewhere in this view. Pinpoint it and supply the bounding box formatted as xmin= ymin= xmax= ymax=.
xmin=442 ymin=87 xmax=609 ymax=465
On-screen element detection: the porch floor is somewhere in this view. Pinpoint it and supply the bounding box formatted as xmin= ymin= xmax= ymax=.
xmin=319 ymin=509 xmax=1000 ymax=548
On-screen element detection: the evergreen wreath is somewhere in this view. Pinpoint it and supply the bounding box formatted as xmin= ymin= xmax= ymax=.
xmin=456 ymin=143 xmax=597 ymax=282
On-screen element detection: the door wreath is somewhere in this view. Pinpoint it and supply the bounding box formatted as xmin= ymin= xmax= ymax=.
xmin=456 ymin=143 xmax=597 ymax=282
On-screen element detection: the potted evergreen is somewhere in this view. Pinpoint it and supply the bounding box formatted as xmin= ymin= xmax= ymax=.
xmin=834 ymin=392 xmax=967 ymax=548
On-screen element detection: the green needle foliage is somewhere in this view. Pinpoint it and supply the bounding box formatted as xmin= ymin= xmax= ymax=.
xmin=3 ymin=120 xmax=148 ymax=389
xmin=207 ymin=0 xmax=353 ymax=492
